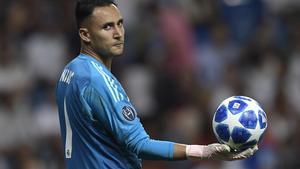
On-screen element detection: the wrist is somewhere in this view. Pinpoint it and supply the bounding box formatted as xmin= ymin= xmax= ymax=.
xmin=186 ymin=145 xmax=206 ymax=159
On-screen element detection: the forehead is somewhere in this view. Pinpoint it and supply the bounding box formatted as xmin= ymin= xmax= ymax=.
xmin=90 ymin=4 xmax=122 ymax=24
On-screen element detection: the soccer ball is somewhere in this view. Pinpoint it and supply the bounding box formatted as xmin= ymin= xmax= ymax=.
xmin=212 ymin=96 xmax=267 ymax=151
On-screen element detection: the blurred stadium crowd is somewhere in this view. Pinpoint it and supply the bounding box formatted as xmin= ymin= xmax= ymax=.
xmin=0 ymin=0 xmax=300 ymax=168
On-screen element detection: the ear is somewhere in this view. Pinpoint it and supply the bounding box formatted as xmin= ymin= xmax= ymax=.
xmin=79 ymin=28 xmax=91 ymax=43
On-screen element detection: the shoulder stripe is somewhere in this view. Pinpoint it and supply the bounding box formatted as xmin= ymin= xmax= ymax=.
xmin=91 ymin=61 xmax=120 ymax=103
xmin=109 ymin=78 xmax=120 ymax=102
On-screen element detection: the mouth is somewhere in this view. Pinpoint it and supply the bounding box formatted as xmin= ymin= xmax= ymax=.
xmin=113 ymin=42 xmax=124 ymax=47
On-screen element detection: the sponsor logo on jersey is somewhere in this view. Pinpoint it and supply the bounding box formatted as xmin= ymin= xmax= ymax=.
xmin=122 ymin=106 xmax=136 ymax=121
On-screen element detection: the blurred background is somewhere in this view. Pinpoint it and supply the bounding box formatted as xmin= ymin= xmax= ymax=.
xmin=0 ymin=0 xmax=300 ymax=168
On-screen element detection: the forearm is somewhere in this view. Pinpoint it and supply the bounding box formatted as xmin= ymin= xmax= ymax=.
xmin=138 ymin=139 xmax=175 ymax=160
xmin=138 ymin=140 xmax=188 ymax=160
xmin=137 ymin=140 xmax=256 ymax=161
xmin=173 ymin=143 xmax=188 ymax=160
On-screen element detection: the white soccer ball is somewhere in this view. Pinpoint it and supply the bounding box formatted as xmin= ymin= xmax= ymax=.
xmin=212 ymin=96 xmax=267 ymax=151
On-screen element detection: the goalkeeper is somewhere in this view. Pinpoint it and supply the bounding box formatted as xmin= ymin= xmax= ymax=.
xmin=55 ymin=0 xmax=258 ymax=169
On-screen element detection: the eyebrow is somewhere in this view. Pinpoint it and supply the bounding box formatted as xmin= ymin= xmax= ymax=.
xmin=118 ymin=18 xmax=123 ymax=23
xmin=103 ymin=18 xmax=123 ymax=26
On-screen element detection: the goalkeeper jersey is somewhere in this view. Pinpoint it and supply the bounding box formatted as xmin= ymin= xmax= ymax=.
xmin=56 ymin=53 xmax=174 ymax=169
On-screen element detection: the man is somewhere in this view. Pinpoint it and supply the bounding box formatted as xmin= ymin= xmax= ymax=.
xmin=56 ymin=0 xmax=258 ymax=168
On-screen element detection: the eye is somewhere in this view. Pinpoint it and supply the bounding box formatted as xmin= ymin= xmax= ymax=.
xmin=117 ymin=20 xmax=123 ymax=27
xmin=103 ymin=24 xmax=111 ymax=30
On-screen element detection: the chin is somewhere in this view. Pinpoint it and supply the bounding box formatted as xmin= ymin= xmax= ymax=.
xmin=112 ymin=50 xmax=124 ymax=57
xmin=113 ymin=53 xmax=123 ymax=57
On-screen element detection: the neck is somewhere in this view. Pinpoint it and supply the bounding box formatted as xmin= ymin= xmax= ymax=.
xmin=80 ymin=47 xmax=113 ymax=71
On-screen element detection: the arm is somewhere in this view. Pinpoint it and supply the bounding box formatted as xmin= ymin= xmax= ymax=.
xmin=81 ymin=83 xmax=257 ymax=161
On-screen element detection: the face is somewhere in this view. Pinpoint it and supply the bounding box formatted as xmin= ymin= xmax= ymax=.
xmin=82 ymin=4 xmax=125 ymax=57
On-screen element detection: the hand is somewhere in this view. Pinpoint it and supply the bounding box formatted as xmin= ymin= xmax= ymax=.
xmin=186 ymin=143 xmax=258 ymax=161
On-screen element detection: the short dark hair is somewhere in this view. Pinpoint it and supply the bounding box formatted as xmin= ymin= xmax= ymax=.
xmin=75 ymin=0 xmax=117 ymax=28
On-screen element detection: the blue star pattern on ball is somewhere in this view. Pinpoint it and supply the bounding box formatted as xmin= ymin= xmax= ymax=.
xmin=239 ymin=110 xmax=257 ymax=129
xmin=215 ymin=123 xmax=230 ymax=142
xmin=215 ymin=105 xmax=228 ymax=123
xmin=258 ymin=110 xmax=267 ymax=129
xmin=228 ymin=100 xmax=248 ymax=115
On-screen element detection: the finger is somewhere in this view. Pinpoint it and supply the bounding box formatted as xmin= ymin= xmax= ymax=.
xmin=228 ymin=145 xmax=259 ymax=160
xmin=212 ymin=144 xmax=231 ymax=153
xmin=232 ymin=154 xmax=247 ymax=160
xmin=237 ymin=148 xmax=255 ymax=158
xmin=252 ymin=145 xmax=259 ymax=153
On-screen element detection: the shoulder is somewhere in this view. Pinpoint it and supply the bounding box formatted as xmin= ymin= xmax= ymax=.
xmin=73 ymin=60 xmax=114 ymax=99
xmin=67 ymin=57 xmax=106 ymax=83
xmin=59 ymin=57 xmax=104 ymax=92
xmin=88 ymin=60 xmax=112 ymax=88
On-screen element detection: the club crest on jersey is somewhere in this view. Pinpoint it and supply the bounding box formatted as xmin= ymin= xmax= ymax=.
xmin=122 ymin=106 xmax=136 ymax=121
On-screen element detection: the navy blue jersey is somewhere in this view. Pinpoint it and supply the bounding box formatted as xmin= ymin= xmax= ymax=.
xmin=56 ymin=54 xmax=174 ymax=169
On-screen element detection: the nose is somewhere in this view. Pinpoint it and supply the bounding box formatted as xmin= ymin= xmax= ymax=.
xmin=113 ymin=26 xmax=123 ymax=39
